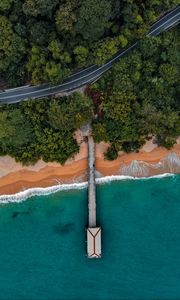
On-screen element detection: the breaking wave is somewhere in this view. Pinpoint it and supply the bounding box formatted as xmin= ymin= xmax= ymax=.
xmin=120 ymin=153 xmax=180 ymax=177
xmin=0 ymin=173 xmax=175 ymax=204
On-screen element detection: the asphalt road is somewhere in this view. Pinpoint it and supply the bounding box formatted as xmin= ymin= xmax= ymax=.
xmin=0 ymin=5 xmax=179 ymax=104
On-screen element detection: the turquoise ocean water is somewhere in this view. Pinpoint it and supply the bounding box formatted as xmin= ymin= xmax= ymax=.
xmin=0 ymin=175 xmax=180 ymax=300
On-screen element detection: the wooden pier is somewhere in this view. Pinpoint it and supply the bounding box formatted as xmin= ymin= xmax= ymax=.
xmin=86 ymin=135 xmax=101 ymax=259
xmin=88 ymin=136 xmax=96 ymax=228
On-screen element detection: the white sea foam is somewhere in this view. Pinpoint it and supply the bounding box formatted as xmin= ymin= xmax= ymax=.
xmin=0 ymin=173 xmax=176 ymax=204
xmin=0 ymin=182 xmax=88 ymax=204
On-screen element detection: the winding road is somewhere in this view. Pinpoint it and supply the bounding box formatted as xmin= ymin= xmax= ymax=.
xmin=0 ymin=5 xmax=179 ymax=104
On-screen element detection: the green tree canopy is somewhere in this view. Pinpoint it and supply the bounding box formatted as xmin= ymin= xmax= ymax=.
xmin=55 ymin=1 xmax=77 ymax=34
xmin=0 ymin=16 xmax=26 ymax=73
xmin=0 ymin=110 xmax=34 ymax=151
xmin=23 ymin=0 xmax=59 ymax=17
xmin=48 ymin=92 xmax=93 ymax=131
xmin=0 ymin=0 xmax=14 ymax=11
xmin=75 ymin=0 xmax=112 ymax=41
xmin=91 ymin=28 xmax=180 ymax=157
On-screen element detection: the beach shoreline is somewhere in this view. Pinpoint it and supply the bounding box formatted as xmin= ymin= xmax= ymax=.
xmin=0 ymin=137 xmax=180 ymax=196
xmin=0 ymin=173 xmax=176 ymax=203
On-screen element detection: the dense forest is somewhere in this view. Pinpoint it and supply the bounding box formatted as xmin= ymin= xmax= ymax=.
xmin=91 ymin=27 xmax=180 ymax=159
xmin=0 ymin=1 xmax=179 ymax=165
xmin=0 ymin=0 xmax=178 ymax=87
xmin=0 ymin=92 xmax=92 ymax=164
xmin=0 ymin=26 xmax=179 ymax=164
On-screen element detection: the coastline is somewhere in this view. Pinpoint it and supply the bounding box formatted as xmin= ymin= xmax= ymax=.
xmin=0 ymin=173 xmax=176 ymax=203
xmin=0 ymin=137 xmax=180 ymax=197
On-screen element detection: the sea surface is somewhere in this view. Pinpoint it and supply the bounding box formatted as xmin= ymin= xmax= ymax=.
xmin=0 ymin=175 xmax=180 ymax=300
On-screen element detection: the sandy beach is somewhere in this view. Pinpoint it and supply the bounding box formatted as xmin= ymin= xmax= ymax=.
xmin=0 ymin=136 xmax=180 ymax=195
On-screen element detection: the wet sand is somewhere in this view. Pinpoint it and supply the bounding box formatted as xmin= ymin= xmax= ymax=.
xmin=0 ymin=139 xmax=180 ymax=195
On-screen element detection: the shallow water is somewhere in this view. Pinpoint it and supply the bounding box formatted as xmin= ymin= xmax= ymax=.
xmin=0 ymin=175 xmax=180 ymax=300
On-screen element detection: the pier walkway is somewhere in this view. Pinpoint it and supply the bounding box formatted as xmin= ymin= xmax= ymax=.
xmin=87 ymin=136 xmax=96 ymax=228
xmin=86 ymin=135 xmax=101 ymax=258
